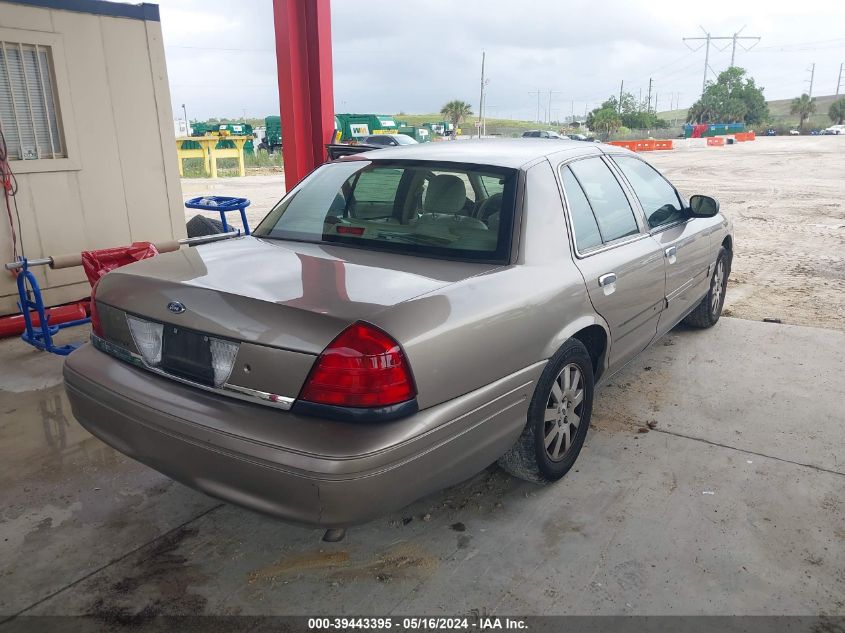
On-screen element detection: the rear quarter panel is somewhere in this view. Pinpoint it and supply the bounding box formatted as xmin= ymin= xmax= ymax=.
xmin=372 ymin=161 xmax=608 ymax=409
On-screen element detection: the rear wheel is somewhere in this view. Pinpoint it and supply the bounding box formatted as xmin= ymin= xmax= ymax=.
xmin=498 ymin=339 xmax=594 ymax=483
xmin=683 ymin=246 xmax=730 ymax=328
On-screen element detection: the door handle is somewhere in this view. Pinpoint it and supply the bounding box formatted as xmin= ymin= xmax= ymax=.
xmin=598 ymin=273 xmax=617 ymax=287
xmin=664 ymin=246 xmax=677 ymax=263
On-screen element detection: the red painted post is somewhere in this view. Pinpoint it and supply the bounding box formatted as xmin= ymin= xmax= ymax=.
xmin=272 ymin=0 xmax=335 ymax=189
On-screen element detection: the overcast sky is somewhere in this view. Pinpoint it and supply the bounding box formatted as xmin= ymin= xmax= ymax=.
xmin=157 ymin=0 xmax=845 ymax=122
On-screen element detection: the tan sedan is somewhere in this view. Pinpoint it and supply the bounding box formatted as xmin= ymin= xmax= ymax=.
xmin=64 ymin=140 xmax=732 ymax=528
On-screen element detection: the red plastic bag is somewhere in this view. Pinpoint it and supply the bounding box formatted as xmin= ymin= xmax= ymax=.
xmin=81 ymin=241 xmax=159 ymax=287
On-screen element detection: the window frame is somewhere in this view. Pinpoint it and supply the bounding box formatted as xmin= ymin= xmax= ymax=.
xmin=556 ymin=154 xmax=649 ymax=259
xmin=609 ymin=154 xmax=689 ymax=233
xmin=0 ymin=27 xmax=79 ymax=173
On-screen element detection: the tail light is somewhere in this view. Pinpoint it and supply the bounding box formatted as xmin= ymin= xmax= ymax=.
xmin=90 ymin=280 xmax=103 ymax=337
xmin=299 ymin=322 xmax=416 ymax=408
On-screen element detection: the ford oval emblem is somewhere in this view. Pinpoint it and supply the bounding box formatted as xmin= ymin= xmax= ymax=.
xmin=167 ymin=301 xmax=186 ymax=314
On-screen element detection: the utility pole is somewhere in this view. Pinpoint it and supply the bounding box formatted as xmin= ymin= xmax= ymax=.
xmin=618 ymin=80 xmax=624 ymax=113
xmin=654 ymin=92 xmax=659 ymax=114
xmin=529 ymin=89 xmax=541 ymax=123
xmin=684 ymin=26 xmax=761 ymax=97
xmin=477 ymin=51 xmax=485 ymax=139
xmin=548 ymin=90 xmax=553 ymax=124
xmin=181 ymin=103 xmax=189 ymax=135
xmin=647 ymin=78 xmax=653 ymax=113
xmin=837 ymin=63 xmax=843 ymax=95
xmin=807 ymin=63 xmax=816 ymax=98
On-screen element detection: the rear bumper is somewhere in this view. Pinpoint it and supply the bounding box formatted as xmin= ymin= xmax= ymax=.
xmin=64 ymin=344 xmax=542 ymax=527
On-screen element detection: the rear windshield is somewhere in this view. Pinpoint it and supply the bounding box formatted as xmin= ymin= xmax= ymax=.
xmin=254 ymin=160 xmax=518 ymax=263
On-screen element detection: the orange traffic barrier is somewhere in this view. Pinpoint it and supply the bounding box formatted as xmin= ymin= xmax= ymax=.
xmin=735 ymin=132 xmax=752 ymax=142
xmin=707 ymin=137 xmax=725 ymax=147
xmin=608 ymin=139 xmax=673 ymax=152
xmin=747 ymin=131 xmax=755 ymax=140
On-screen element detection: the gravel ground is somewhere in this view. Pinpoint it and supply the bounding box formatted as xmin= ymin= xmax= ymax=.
xmin=181 ymin=135 xmax=845 ymax=331
xmin=648 ymin=135 xmax=845 ymax=331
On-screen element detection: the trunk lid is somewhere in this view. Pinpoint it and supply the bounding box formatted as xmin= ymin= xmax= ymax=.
xmin=96 ymin=235 xmax=498 ymax=354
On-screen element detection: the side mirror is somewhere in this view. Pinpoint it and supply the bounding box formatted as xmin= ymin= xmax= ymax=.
xmin=689 ymin=194 xmax=720 ymax=217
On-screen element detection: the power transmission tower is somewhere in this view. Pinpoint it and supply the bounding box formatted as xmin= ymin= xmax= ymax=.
xmin=807 ymin=63 xmax=815 ymax=98
xmin=683 ymin=26 xmax=761 ymax=96
xmin=836 ymin=62 xmax=842 ymax=96
xmin=729 ymin=26 xmax=759 ymax=67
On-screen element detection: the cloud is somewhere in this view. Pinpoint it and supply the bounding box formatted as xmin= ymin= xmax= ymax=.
xmin=157 ymin=0 xmax=845 ymax=121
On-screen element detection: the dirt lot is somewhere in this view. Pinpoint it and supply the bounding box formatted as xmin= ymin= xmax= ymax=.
xmin=648 ymin=135 xmax=845 ymax=331
xmin=182 ymin=135 xmax=845 ymax=331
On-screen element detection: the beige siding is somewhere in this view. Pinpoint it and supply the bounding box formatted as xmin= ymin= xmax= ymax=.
xmin=0 ymin=3 xmax=184 ymax=315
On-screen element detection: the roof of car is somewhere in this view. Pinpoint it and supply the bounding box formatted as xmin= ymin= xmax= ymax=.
xmin=340 ymin=138 xmax=625 ymax=169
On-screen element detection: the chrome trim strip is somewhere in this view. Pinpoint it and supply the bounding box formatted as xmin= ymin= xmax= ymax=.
xmin=222 ymin=382 xmax=295 ymax=409
xmin=91 ymin=334 xmax=295 ymax=411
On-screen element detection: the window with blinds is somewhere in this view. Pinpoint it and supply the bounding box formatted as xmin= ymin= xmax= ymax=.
xmin=0 ymin=41 xmax=65 ymax=160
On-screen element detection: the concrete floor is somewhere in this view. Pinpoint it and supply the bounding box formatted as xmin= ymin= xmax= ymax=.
xmin=1 ymin=318 xmax=843 ymax=619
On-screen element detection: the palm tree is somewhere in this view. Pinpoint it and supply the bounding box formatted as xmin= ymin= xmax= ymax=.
xmin=829 ymin=98 xmax=845 ymax=125
xmin=440 ymin=100 xmax=472 ymax=140
xmin=592 ymin=107 xmax=622 ymax=140
xmin=789 ymin=93 xmax=816 ymax=131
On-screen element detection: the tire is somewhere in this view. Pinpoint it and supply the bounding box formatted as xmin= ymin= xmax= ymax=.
xmin=498 ymin=338 xmax=594 ymax=483
xmin=683 ymin=246 xmax=730 ymax=328
xmin=186 ymin=214 xmax=225 ymax=238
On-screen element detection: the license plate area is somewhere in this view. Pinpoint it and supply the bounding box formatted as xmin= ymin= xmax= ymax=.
xmin=161 ymin=326 xmax=214 ymax=386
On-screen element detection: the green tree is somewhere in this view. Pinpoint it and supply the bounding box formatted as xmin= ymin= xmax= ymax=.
xmin=588 ymin=107 xmax=622 ymax=139
xmin=829 ymin=98 xmax=845 ymax=124
xmin=587 ymin=92 xmax=667 ymax=132
xmin=440 ymin=100 xmax=473 ymax=140
xmin=790 ymin=93 xmax=816 ymax=130
xmin=686 ymin=67 xmax=768 ymax=125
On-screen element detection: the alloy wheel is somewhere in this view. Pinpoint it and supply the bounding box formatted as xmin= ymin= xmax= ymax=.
xmin=711 ymin=259 xmax=725 ymax=317
xmin=544 ymin=363 xmax=584 ymax=462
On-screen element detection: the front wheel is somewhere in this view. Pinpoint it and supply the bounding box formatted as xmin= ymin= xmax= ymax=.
xmin=498 ymin=338 xmax=594 ymax=483
xmin=683 ymin=246 xmax=730 ymax=328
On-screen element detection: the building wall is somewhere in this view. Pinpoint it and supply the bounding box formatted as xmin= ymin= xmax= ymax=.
xmin=0 ymin=1 xmax=184 ymax=315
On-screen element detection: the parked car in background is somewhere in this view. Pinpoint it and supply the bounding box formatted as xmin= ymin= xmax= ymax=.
xmin=789 ymin=129 xmax=800 ymax=136
xmin=822 ymin=124 xmax=845 ymax=135
xmin=522 ymin=130 xmax=568 ymax=139
xmin=65 ymin=140 xmax=733 ymax=528
xmin=362 ymin=133 xmax=419 ymax=146
xmin=567 ymin=133 xmax=600 ymax=143
xmin=764 ymin=128 xmax=777 ymax=136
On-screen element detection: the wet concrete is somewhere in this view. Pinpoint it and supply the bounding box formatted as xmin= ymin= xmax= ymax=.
xmin=0 ymin=318 xmax=843 ymax=618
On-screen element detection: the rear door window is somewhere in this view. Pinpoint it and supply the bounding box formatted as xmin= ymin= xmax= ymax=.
xmin=561 ymin=167 xmax=602 ymax=251
xmin=568 ymin=157 xmax=640 ymax=242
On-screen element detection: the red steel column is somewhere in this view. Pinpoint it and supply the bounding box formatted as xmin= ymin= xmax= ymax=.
xmin=272 ymin=0 xmax=335 ymax=188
